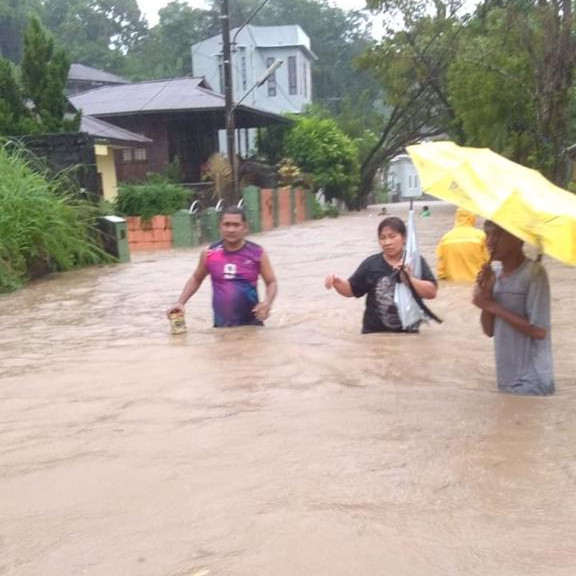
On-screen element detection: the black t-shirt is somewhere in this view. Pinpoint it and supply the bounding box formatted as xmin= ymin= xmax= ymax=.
xmin=348 ymin=253 xmax=437 ymax=334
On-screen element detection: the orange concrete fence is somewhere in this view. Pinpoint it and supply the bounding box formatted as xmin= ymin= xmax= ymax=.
xmin=123 ymin=186 xmax=314 ymax=253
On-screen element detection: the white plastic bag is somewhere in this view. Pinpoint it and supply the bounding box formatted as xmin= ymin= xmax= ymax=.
xmin=395 ymin=209 xmax=425 ymax=329
xmin=394 ymin=280 xmax=424 ymax=330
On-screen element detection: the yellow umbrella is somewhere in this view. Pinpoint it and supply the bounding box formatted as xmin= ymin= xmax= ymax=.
xmin=406 ymin=141 xmax=576 ymax=265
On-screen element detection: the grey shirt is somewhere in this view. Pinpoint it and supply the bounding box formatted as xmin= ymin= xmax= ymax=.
xmin=493 ymin=258 xmax=554 ymax=395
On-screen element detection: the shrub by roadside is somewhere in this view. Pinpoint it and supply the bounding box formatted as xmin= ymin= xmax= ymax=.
xmin=0 ymin=142 xmax=110 ymax=293
xmin=114 ymin=175 xmax=190 ymax=221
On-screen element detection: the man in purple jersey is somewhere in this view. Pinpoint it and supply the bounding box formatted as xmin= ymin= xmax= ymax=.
xmin=167 ymin=206 xmax=278 ymax=327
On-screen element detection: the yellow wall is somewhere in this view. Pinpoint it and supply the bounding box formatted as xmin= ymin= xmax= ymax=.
xmin=95 ymin=144 xmax=118 ymax=201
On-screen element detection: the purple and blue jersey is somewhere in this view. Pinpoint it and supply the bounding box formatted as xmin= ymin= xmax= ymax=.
xmin=205 ymin=240 xmax=264 ymax=327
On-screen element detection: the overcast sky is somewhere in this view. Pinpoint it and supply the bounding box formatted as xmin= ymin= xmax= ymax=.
xmin=136 ymin=0 xmax=375 ymax=26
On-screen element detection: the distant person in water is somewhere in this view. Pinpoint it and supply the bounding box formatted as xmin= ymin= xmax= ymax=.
xmin=166 ymin=206 xmax=277 ymax=327
xmin=473 ymin=221 xmax=554 ymax=395
xmin=421 ymin=205 xmax=431 ymax=217
xmin=325 ymin=216 xmax=437 ymax=333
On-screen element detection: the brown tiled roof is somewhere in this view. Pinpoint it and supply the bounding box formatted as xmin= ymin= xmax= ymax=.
xmin=70 ymin=78 xmax=224 ymax=116
xmin=69 ymin=77 xmax=290 ymax=127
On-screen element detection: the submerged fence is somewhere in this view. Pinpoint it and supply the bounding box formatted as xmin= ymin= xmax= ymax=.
xmin=124 ymin=186 xmax=314 ymax=253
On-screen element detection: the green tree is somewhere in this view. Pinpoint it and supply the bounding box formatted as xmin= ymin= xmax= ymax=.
xmin=356 ymin=1 xmax=466 ymax=199
xmin=0 ymin=0 xmax=42 ymax=62
xmin=448 ymin=0 xmax=576 ymax=183
xmin=41 ymin=0 xmax=147 ymax=71
xmin=283 ymin=114 xmax=360 ymax=205
xmin=0 ymin=59 xmax=31 ymax=133
xmin=0 ymin=17 xmax=81 ymax=136
xmin=123 ymin=1 xmax=214 ymax=79
xmin=20 ymin=17 xmax=80 ymax=133
xmin=362 ymin=0 xmax=576 ymax=188
xmin=447 ymin=7 xmax=535 ymax=160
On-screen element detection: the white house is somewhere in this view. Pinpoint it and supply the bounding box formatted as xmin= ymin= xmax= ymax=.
xmin=192 ymin=25 xmax=316 ymax=156
xmin=192 ymin=24 xmax=316 ymax=114
xmin=386 ymin=154 xmax=422 ymax=201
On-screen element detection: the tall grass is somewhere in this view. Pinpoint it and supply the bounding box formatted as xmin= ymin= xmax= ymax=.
xmin=0 ymin=141 xmax=110 ymax=292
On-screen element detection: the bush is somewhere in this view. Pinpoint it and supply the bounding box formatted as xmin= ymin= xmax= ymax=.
xmin=311 ymin=196 xmax=340 ymax=219
xmin=0 ymin=142 xmax=110 ymax=292
xmin=115 ymin=174 xmax=190 ymax=221
xmin=283 ymin=115 xmax=360 ymax=205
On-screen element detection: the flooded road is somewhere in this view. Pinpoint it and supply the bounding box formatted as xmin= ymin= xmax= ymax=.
xmin=1 ymin=202 xmax=576 ymax=576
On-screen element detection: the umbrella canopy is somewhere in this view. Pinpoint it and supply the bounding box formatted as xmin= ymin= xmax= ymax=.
xmin=406 ymin=141 xmax=576 ymax=265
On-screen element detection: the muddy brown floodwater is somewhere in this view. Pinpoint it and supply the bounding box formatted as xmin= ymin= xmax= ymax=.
xmin=1 ymin=202 xmax=576 ymax=576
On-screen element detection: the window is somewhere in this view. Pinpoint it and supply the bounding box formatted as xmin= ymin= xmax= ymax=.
xmin=266 ymin=56 xmax=277 ymax=97
xmin=241 ymin=55 xmax=247 ymax=91
xmin=134 ymin=148 xmax=147 ymax=161
xmin=288 ymin=55 xmax=297 ymax=95
xmin=302 ymin=61 xmax=308 ymax=98
xmin=121 ymin=148 xmax=147 ymax=163
xmin=218 ymin=59 xmax=224 ymax=94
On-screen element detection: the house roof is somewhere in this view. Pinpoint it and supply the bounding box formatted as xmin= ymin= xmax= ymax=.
xmin=68 ymin=63 xmax=130 ymax=85
xmin=80 ymin=115 xmax=152 ymax=146
xmin=69 ymin=77 xmax=290 ymax=127
xmin=231 ymin=25 xmax=317 ymax=60
xmin=194 ymin=24 xmax=317 ymax=61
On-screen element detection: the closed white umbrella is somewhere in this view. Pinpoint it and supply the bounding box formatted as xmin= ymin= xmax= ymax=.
xmin=394 ymin=203 xmax=426 ymax=329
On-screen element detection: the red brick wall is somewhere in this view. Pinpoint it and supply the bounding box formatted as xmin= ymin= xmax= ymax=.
xmin=126 ymin=216 xmax=172 ymax=251
xmin=277 ymin=187 xmax=292 ymax=227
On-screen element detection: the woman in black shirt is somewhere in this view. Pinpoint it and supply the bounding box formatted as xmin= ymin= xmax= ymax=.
xmin=325 ymin=216 xmax=438 ymax=333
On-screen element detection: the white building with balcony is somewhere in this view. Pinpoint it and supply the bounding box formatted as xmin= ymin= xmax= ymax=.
xmin=192 ymin=25 xmax=316 ymax=156
xmin=192 ymin=24 xmax=316 ymax=114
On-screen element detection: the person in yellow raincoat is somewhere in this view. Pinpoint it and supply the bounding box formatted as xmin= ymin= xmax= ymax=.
xmin=436 ymin=208 xmax=489 ymax=281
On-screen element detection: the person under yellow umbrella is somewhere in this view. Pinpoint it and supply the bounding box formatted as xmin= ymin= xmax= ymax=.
xmin=406 ymin=141 xmax=576 ymax=265
xmin=406 ymin=141 xmax=563 ymax=395
xmin=473 ymin=221 xmax=554 ymax=396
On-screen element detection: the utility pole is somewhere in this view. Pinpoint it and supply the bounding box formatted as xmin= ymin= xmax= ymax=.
xmin=221 ymin=0 xmax=238 ymax=205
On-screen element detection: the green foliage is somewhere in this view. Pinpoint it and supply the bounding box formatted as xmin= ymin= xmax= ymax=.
xmin=0 ymin=0 xmax=42 ymax=63
xmin=352 ymin=5 xmax=467 ymax=199
xmin=362 ymin=0 xmax=576 ymax=185
xmin=0 ymin=16 xmax=80 ymax=136
xmin=42 ymin=0 xmax=147 ymax=71
xmin=114 ymin=174 xmax=190 ymax=221
xmin=0 ymin=58 xmax=30 ymax=134
xmin=447 ymin=23 xmax=536 ymax=161
xmin=161 ymin=157 xmax=184 ymax=182
xmin=97 ymin=198 xmax=116 ymax=216
xmin=255 ymin=123 xmax=292 ymax=166
xmin=283 ymin=114 xmax=360 ymax=204
xmin=311 ymin=196 xmax=340 ymax=219
xmin=447 ymin=2 xmax=576 ymax=181
xmin=123 ymin=1 xmax=212 ymax=79
xmin=21 ymin=17 xmax=80 ymax=133
xmin=0 ymin=141 xmax=110 ymax=292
